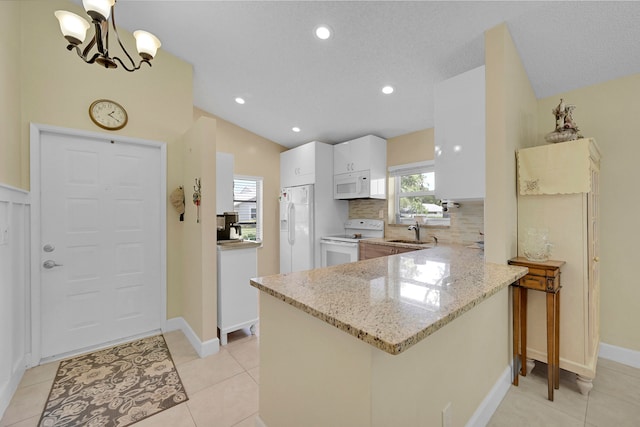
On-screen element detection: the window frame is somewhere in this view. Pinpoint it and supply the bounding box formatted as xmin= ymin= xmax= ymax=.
xmin=233 ymin=175 xmax=263 ymax=242
xmin=388 ymin=161 xmax=450 ymax=226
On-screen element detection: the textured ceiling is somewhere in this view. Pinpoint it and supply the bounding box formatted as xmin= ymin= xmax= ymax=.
xmin=106 ymin=1 xmax=640 ymax=148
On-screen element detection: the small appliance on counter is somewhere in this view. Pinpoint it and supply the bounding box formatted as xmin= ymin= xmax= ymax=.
xmin=217 ymin=211 xmax=242 ymax=241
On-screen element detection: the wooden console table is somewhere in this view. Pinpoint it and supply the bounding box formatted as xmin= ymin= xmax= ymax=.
xmin=509 ymin=257 xmax=565 ymax=401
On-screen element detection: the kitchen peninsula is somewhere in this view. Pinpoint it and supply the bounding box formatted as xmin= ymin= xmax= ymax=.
xmin=251 ymin=245 xmax=527 ymax=427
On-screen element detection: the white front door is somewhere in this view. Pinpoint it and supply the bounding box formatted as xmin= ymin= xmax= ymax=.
xmin=39 ymin=130 xmax=163 ymax=359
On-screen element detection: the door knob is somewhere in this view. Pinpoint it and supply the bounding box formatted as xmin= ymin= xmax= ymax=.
xmin=43 ymin=244 xmax=55 ymax=252
xmin=593 ymin=256 xmax=600 ymax=262
xmin=43 ymin=260 xmax=63 ymax=269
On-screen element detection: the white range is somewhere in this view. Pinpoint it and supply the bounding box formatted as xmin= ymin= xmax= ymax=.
xmin=320 ymin=219 xmax=384 ymax=267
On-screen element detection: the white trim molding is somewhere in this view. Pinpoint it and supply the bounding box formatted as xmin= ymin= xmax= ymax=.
xmin=599 ymin=342 xmax=640 ymax=369
xmin=0 ymin=184 xmax=31 ymax=419
xmin=165 ymin=317 xmax=220 ymax=358
xmin=465 ymin=366 xmax=512 ymax=427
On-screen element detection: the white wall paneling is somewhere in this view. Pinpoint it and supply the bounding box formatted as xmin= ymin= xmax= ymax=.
xmin=0 ymin=184 xmax=30 ymax=419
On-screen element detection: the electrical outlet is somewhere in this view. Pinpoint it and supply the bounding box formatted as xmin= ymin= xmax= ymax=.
xmin=442 ymin=402 xmax=452 ymax=427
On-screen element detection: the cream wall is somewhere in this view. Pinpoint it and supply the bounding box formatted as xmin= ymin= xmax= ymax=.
xmin=194 ymin=108 xmax=286 ymax=277
xmin=484 ymin=23 xmax=538 ymax=264
xmin=181 ymin=117 xmax=218 ymax=341
xmin=259 ymin=289 xmax=510 ymax=427
xmin=0 ymin=2 xmax=22 ymax=188
xmin=18 ymin=1 xmax=194 ymax=319
xmin=537 ymin=73 xmax=640 ymax=352
xmin=386 ymin=128 xmax=434 ymax=167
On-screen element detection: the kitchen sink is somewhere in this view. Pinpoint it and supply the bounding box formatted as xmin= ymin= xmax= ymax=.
xmin=385 ymin=239 xmax=434 ymax=246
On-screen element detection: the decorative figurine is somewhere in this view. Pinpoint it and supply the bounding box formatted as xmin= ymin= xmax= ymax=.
xmin=170 ymin=186 xmax=185 ymax=221
xmin=545 ymin=98 xmax=583 ymax=143
xmin=193 ymin=178 xmax=201 ymax=223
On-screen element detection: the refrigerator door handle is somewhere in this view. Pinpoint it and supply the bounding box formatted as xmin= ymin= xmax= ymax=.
xmin=288 ymin=202 xmax=295 ymax=245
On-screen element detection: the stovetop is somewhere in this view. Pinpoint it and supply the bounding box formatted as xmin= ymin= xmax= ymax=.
xmin=322 ymin=219 xmax=385 ymax=242
xmin=322 ymin=234 xmax=369 ymax=241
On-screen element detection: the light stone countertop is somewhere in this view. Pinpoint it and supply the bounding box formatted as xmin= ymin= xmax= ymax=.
xmin=362 ymin=237 xmax=436 ymax=249
xmin=216 ymin=240 xmax=261 ymax=251
xmin=250 ymin=244 xmax=527 ymax=355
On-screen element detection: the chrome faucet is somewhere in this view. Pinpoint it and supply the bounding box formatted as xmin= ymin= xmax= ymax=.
xmin=408 ymin=221 xmax=420 ymax=241
xmin=408 ymin=221 xmax=438 ymax=245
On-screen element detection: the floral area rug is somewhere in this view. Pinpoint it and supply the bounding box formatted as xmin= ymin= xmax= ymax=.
xmin=39 ymin=335 xmax=187 ymax=427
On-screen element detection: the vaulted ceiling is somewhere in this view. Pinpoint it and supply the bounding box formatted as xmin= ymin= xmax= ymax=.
xmin=110 ymin=1 xmax=640 ymax=148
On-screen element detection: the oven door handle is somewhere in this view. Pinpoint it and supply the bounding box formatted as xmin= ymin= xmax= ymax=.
xmin=321 ymin=240 xmax=359 ymax=247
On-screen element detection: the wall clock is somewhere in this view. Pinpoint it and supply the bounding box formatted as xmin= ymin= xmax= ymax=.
xmin=89 ymin=99 xmax=128 ymax=131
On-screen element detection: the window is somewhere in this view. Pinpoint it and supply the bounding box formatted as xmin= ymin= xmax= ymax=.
xmin=388 ymin=161 xmax=449 ymax=225
xmin=233 ymin=176 xmax=263 ymax=242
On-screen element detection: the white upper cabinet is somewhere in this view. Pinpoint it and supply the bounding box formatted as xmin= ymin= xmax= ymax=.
xmin=333 ymin=135 xmax=386 ymax=175
xmin=333 ymin=135 xmax=387 ymax=199
xmin=216 ymin=152 xmax=234 ymax=214
xmin=434 ymin=65 xmax=485 ymax=201
xmin=280 ymin=142 xmax=317 ymax=187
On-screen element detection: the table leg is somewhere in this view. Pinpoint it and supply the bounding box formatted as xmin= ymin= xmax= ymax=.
xmin=512 ymin=285 xmax=520 ymax=386
xmin=546 ymin=292 xmax=555 ymax=401
xmin=521 ymin=288 xmax=528 ymax=377
xmin=555 ymin=290 xmax=560 ymax=390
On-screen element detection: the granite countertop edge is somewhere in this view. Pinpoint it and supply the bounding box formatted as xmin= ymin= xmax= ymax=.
xmin=251 ymin=268 xmax=526 ymax=355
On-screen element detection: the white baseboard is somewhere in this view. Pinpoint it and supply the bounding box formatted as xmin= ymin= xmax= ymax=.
xmin=0 ymin=357 xmax=27 ymax=422
xmin=465 ymin=366 xmax=512 ymax=427
xmin=599 ymin=342 xmax=640 ymax=369
xmin=164 ymin=317 xmax=220 ymax=358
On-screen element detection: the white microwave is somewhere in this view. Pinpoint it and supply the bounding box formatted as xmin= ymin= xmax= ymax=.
xmin=334 ymin=170 xmax=371 ymax=199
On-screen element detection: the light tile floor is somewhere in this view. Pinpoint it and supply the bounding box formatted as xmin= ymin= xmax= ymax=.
xmin=488 ymin=358 xmax=640 ymax=426
xmin=2 ymin=329 xmax=639 ymax=427
xmin=0 ymin=328 xmax=260 ymax=427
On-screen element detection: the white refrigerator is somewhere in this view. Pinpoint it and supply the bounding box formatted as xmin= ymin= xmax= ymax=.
xmin=279 ymin=185 xmax=314 ymax=273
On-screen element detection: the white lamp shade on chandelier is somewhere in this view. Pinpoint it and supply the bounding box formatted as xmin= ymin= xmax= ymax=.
xmin=82 ymin=0 xmax=115 ymax=21
xmin=133 ymin=31 xmax=162 ymax=60
xmin=54 ymin=10 xmax=91 ymax=45
xmin=54 ymin=0 xmax=161 ymax=72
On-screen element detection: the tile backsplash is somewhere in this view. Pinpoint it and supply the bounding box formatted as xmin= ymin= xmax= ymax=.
xmin=349 ymin=199 xmax=484 ymax=245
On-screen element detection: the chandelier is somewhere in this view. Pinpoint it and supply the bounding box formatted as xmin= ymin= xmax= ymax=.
xmin=54 ymin=0 xmax=161 ymax=72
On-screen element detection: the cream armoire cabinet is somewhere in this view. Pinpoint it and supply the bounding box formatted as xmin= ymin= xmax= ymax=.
xmin=516 ymin=138 xmax=601 ymax=395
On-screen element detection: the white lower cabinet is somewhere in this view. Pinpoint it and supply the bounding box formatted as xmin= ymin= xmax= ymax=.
xmin=217 ymin=245 xmax=259 ymax=345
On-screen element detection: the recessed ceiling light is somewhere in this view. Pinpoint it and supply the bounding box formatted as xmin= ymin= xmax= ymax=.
xmin=315 ymin=25 xmax=331 ymax=40
xmin=382 ymin=86 xmax=394 ymax=95
xmin=292 ymin=127 xmax=301 ymax=133
xmin=453 ymin=145 xmax=462 ymax=152
xmin=235 ymin=97 xmax=245 ymax=104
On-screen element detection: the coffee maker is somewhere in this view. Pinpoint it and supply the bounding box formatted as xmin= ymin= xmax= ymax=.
xmin=217 ymin=211 xmax=242 ymax=241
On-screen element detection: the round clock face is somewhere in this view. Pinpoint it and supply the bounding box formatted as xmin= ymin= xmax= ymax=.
xmin=89 ymin=99 xmax=128 ymax=130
